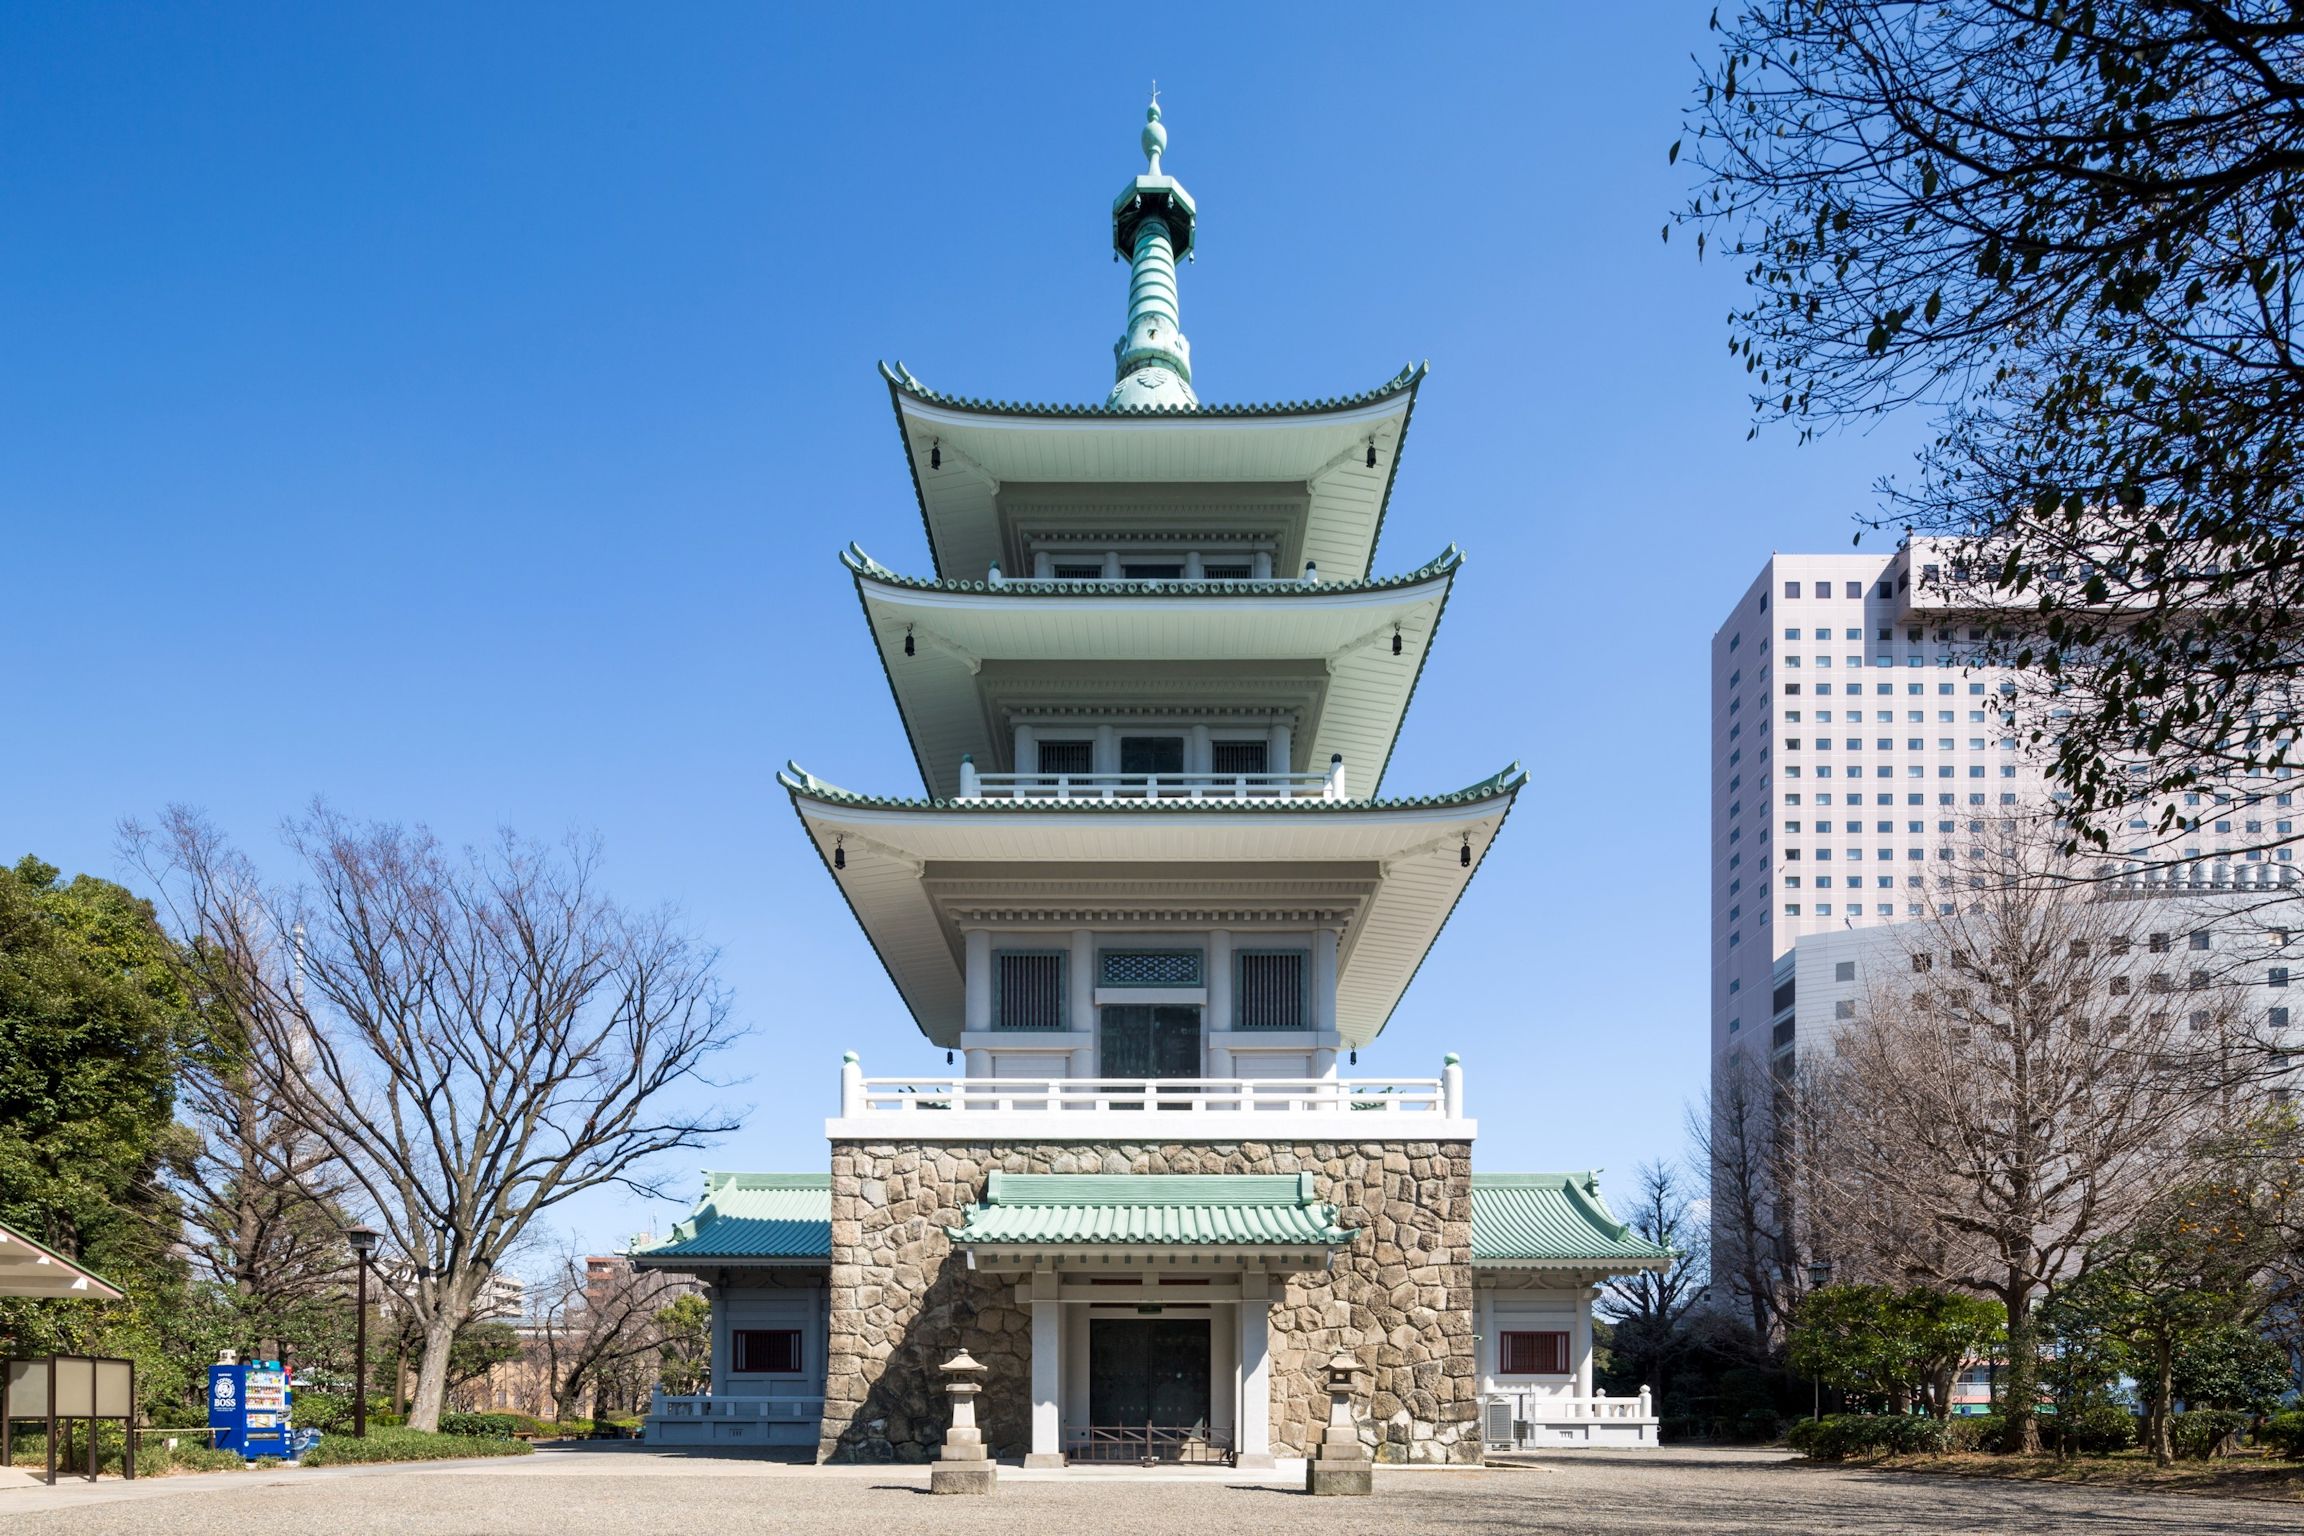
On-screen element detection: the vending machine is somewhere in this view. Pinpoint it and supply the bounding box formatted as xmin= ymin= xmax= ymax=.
xmin=208 ymin=1356 xmax=295 ymax=1459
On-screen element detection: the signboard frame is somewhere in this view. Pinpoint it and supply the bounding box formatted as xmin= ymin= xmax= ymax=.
xmin=0 ymin=1355 xmax=138 ymax=1485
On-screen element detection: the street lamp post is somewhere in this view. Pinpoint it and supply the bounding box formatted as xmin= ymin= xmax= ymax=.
xmin=1804 ymin=1258 xmax=1834 ymax=1421
xmin=346 ymin=1224 xmax=382 ymax=1439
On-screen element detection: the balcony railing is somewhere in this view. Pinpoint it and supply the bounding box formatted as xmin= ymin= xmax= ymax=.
xmin=648 ymin=1392 xmax=825 ymax=1423
xmin=959 ymin=757 xmax=1349 ymax=803
xmin=1481 ymin=1390 xmax=1656 ymax=1449
xmin=840 ymin=1069 xmax=1458 ymax=1118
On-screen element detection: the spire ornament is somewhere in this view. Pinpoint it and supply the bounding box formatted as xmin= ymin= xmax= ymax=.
xmin=1106 ymin=92 xmax=1198 ymax=409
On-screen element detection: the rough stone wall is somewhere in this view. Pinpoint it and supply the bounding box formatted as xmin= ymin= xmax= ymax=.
xmin=820 ymin=1139 xmax=1476 ymax=1464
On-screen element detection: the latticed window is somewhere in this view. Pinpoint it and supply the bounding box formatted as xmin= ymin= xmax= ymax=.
xmin=1236 ymin=952 xmax=1306 ymax=1029
xmin=732 ymin=1330 xmax=802 ymax=1373
xmin=1499 ymin=1331 xmax=1570 ymax=1375
xmin=996 ymin=952 xmax=1065 ymax=1029
xmin=1099 ymin=950 xmax=1200 ymax=987
xmin=1036 ymin=739 xmax=1094 ymax=776
xmin=1210 ymin=739 xmax=1269 ymax=775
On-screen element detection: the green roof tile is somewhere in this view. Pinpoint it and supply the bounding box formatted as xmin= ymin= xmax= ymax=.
xmin=1470 ymin=1173 xmax=1675 ymax=1267
xmin=949 ymin=1172 xmax=1356 ymax=1247
xmin=780 ymin=761 xmax=1525 ymax=816
xmin=843 ymin=542 xmax=1462 ymax=597
xmin=635 ymin=1173 xmax=830 ymax=1262
xmin=883 ymin=359 xmax=1426 ymax=419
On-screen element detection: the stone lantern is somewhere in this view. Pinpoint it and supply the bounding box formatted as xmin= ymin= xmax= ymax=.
xmin=1305 ymin=1349 xmax=1372 ymax=1496
xmin=929 ymin=1348 xmax=996 ymax=1495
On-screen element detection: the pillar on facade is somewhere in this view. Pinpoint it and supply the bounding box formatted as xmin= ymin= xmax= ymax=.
xmin=1573 ymin=1285 xmax=1596 ymax=1401
xmin=1093 ymin=724 xmax=1118 ymax=778
xmin=1236 ymin=1271 xmax=1274 ymax=1468
xmin=1268 ymin=720 xmax=1293 ymax=778
xmin=1026 ymin=1271 xmax=1065 ymax=1468
xmin=1206 ymin=930 xmax=1234 ymax=1081
xmin=1012 ymin=723 xmax=1035 ymax=776
xmin=964 ymin=930 xmax=992 ymax=1035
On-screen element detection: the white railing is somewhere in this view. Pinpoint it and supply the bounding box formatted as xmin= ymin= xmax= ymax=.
xmin=834 ymin=1054 xmax=1469 ymax=1121
xmin=1482 ymin=1390 xmax=1656 ymax=1447
xmin=959 ymin=756 xmax=1348 ymax=802
xmin=966 ymin=770 xmax=1335 ymax=803
xmin=649 ymin=1392 xmax=824 ymax=1423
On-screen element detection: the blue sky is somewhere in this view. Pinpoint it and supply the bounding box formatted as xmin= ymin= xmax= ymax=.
xmin=3 ymin=4 xmax=1926 ymax=1258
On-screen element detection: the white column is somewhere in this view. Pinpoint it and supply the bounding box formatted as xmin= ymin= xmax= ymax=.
xmin=1013 ymin=723 xmax=1035 ymax=775
xmin=1094 ymin=724 xmax=1118 ymax=778
xmin=1573 ymin=1286 xmax=1595 ymax=1401
xmin=1251 ymin=550 xmax=1273 ymax=579
xmin=1189 ymin=724 xmax=1212 ymax=777
xmin=1069 ymin=930 xmax=1096 ymax=1071
xmin=1207 ymin=930 xmax=1233 ymax=1085
xmin=1313 ymin=927 xmax=1339 ymax=1036
xmin=1027 ymin=1272 xmax=1064 ymax=1467
xmin=1102 ymin=551 xmax=1121 ymax=580
xmin=1268 ymin=720 xmax=1293 ymax=778
xmin=964 ymin=930 xmax=992 ymax=1034
xmin=1184 ymin=550 xmax=1204 ymax=579
xmin=1236 ymin=1272 xmax=1274 ymax=1467
xmin=1032 ymin=550 xmax=1052 ymax=578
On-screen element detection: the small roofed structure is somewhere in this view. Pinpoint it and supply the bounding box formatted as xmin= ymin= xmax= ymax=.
xmin=0 ymin=1221 xmax=125 ymax=1301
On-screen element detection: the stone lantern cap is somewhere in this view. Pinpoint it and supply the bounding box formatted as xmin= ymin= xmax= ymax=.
xmin=940 ymin=1348 xmax=986 ymax=1377
xmin=1325 ymin=1350 xmax=1367 ymax=1382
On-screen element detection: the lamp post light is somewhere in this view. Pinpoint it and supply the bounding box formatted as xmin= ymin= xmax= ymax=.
xmin=345 ymin=1224 xmax=382 ymax=1439
xmin=1804 ymin=1258 xmax=1834 ymax=1421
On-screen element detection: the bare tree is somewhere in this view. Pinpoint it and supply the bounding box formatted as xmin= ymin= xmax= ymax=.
xmin=129 ymin=806 xmax=742 ymax=1431
xmin=527 ymin=1246 xmax=692 ymax=1423
xmin=1801 ymin=857 xmax=2255 ymax=1452
xmin=1693 ymin=1054 xmax=1802 ymax=1347
xmin=1597 ymin=1160 xmax=1708 ymax=1395
xmin=171 ymin=946 xmax=360 ymax=1334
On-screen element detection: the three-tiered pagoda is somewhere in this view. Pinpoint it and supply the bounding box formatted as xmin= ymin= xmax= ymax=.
xmin=637 ymin=99 xmax=1668 ymax=1467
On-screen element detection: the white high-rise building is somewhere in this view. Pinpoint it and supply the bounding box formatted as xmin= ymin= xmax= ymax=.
xmin=1711 ymin=545 xmax=2304 ymax=1087
xmin=1709 ymin=546 xmax=2048 ymax=1085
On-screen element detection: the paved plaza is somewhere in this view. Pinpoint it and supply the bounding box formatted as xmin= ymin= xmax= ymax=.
xmin=0 ymin=1445 xmax=2295 ymax=1536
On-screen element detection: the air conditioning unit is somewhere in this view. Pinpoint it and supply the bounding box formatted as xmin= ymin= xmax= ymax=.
xmin=1482 ymin=1398 xmax=1515 ymax=1447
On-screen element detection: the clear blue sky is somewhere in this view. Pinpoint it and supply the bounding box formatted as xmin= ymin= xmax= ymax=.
xmin=3 ymin=4 xmax=1925 ymax=1258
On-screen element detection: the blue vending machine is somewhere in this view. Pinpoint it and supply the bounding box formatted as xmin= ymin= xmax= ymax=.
xmin=208 ymin=1358 xmax=295 ymax=1459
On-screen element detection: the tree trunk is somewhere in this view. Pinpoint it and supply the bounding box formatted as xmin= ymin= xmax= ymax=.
xmin=2151 ymin=1352 xmax=2175 ymax=1467
xmin=407 ymin=1311 xmax=457 ymax=1432
xmin=1999 ymin=1292 xmax=2041 ymax=1453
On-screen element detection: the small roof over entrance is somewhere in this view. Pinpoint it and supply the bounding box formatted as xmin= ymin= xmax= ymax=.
xmin=0 ymin=1220 xmax=126 ymax=1300
xmin=950 ymin=1173 xmax=1356 ymax=1270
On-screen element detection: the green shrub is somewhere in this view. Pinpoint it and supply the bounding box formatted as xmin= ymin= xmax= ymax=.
xmin=291 ymin=1392 xmax=390 ymax=1435
xmin=1943 ymin=1413 xmax=2005 ymax=1453
xmin=145 ymin=1403 xmax=210 ymax=1431
xmin=2046 ymin=1402 xmax=2135 ymax=1455
xmin=1787 ymin=1413 xmax=1947 ymax=1461
xmin=2258 ymin=1409 xmax=2304 ymax=1461
xmin=298 ymin=1426 xmax=534 ymax=1467
xmin=2170 ymin=1408 xmax=2251 ymax=1460
xmin=162 ymin=1443 xmax=246 ymax=1473
xmin=434 ymin=1412 xmax=520 ymax=1438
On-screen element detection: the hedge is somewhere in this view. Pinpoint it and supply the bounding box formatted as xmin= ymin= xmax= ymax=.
xmin=298 ymin=1426 xmax=534 ymax=1466
xmin=2260 ymin=1410 xmax=2304 ymax=1461
xmin=1786 ymin=1413 xmax=1947 ymax=1460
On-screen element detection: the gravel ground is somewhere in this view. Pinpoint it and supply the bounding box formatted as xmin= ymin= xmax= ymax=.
xmin=1 ymin=1445 xmax=2295 ymax=1535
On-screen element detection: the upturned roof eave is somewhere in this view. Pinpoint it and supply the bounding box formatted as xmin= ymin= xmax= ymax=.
xmin=881 ymin=361 xmax=1429 ymax=582
xmin=778 ymin=766 xmax=1525 ymax=1050
xmin=844 ymin=545 xmax=1463 ymax=799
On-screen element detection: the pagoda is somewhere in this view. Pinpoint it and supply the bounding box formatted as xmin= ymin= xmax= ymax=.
xmin=637 ymin=99 xmax=1669 ymax=1467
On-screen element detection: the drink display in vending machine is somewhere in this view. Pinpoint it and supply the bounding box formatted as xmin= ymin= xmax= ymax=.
xmin=208 ymin=1352 xmax=296 ymax=1459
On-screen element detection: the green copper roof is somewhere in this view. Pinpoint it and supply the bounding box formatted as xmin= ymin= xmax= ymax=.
xmin=949 ymin=1172 xmax=1357 ymax=1247
xmin=843 ymin=542 xmax=1462 ymax=597
xmin=634 ymin=1173 xmax=831 ymax=1262
xmin=632 ymin=1169 xmax=1669 ymax=1269
xmin=882 ymin=359 xmax=1427 ymax=419
xmin=779 ymin=761 xmax=1525 ymax=815
xmin=1470 ymin=1174 xmax=1675 ymax=1268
